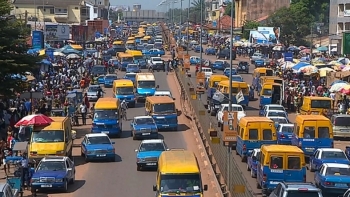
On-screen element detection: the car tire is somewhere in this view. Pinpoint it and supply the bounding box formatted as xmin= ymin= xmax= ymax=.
xmin=85 ymin=156 xmax=89 ymax=163
xmin=63 ymin=180 xmax=68 ymax=192
xmin=70 ymin=175 xmax=75 ymax=184
xmin=256 ymin=181 xmax=262 ymax=189
xmin=310 ymin=162 xmax=315 ymax=172
xmin=81 ymin=151 xmax=84 ymax=157
xmin=218 ymin=122 xmax=221 ymax=127
xmin=137 ymin=165 xmax=142 ymax=171
xmin=247 ymin=163 xmax=251 ymax=171
xmin=251 ymin=170 xmax=256 ymax=178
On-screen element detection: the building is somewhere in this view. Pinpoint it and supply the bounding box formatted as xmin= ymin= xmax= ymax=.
xmin=329 ymin=0 xmax=349 ymax=53
xmin=12 ymin=0 xmax=109 ymax=25
xmin=122 ymin=10 xmax=165 ymax=22
xmin=234 ymin=0 xmax=290 ymax=27
xmin=133 ymin=4 xmax=141 ymax=12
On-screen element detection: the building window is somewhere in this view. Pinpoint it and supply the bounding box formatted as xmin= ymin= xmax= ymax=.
xmin=50 ymin=8 xmax=54 ymax=14
xmin=94 ymin=8 xmax=97 ymax=13
xmin=55 ymin=7 xmax=68 ymax=15
xmin=75 ymin=7 xmax=79 ymax=10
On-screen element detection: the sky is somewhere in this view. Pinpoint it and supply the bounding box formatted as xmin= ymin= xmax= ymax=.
xmin=109 ymin=0 xmax=187 ymax=11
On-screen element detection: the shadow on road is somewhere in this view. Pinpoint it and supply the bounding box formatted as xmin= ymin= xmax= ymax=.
xmin=73 ymin=155 xmax=86 ymax=167
xmin=177 ymin=124 xmax=190 ymax=132
xmin=34 ymin=180 xmax=85 ymax=195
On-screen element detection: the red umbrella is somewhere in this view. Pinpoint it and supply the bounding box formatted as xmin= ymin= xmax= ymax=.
xmin=340 ymin=88 xmax=350 ymax=95
xmin=15 ymin=114 xmax=54 ymax=127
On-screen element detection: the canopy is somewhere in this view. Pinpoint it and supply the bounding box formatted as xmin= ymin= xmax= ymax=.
xmin=70 ymin=44 xmax=83 ymax=50
xmin=330 ymin=80 xmax=348 ymax=86
xmin=292 ymin=62 xmax=311 ymax=70
xmin=330 ymin=83 xmax=348 ymax=92
xmin=317 ymin=46 xmax=328 ymax=52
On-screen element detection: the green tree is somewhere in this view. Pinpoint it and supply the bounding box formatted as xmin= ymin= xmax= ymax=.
xmin=0 ymin=1 xmax=40 ymax=96
xmin=109 ymin=9 xmax=123 ymax=22
xmin=190 ymin=0 xmax=205 ymax=23
xmin=267 ymin=2 xmax=314 ymax=45
xmin=242 ymin=20 xmax=259 ymax=39
xmin=224 ymin=2 xmax=235 ymax=17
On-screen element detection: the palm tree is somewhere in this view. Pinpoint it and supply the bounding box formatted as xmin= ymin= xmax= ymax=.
xmin=190 ymin=0 xmax=205 ymax=23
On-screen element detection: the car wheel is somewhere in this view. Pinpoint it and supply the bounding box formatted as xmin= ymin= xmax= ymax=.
xmin=251 ymin=169 xmax=256 ymax=178
xmin=256 ymin=181 xmax=262 ymax=189
xmin=218 ymin=122 xmax=221 ymax=127
xmin=80 ymin=151 xmax=84 ymax=157
xmin=63 ymin=180 xmax=68 ymax=192
xmin=85 ymin=156 xmax=89 ymax=163
xmin=247 ymin=163 xmax=251 ymax=171
xmin=137 ymin=165 xmax=142 ymax=171
xmin=70 ymin=175 xmax=75 ymax=184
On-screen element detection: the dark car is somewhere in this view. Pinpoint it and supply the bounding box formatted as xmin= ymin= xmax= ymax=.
xmin=91 ymin=65 xmax=107 ymax=76
xmin=205 ymin=47 xmax=217 ymax=55
xmin=194 ymin=45 xmax=203 ymax=53
xmin=237 ymin=61 xmax=249 ymax=73
xmin=216 ymin=49 xmax=230 ymax=59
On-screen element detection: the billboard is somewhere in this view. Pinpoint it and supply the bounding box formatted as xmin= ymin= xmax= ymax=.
xmin=72 ymin=25 xmax=88 ymax=42
xmin=32 ymin=31 xmax=44 ymax=49
xmin=110 ymin=5 xmax=130 ymax=11
xmin=45 ymin=25 xmax=70 ymax=41
xmin=249 ymin=27 xmax=280 ymax=44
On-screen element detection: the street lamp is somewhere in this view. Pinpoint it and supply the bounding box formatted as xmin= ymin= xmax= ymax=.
xmin=199 ymin=0 xmax=203 ymax=72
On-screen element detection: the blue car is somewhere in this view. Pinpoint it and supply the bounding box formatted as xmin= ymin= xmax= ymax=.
xmin=135 ymin=139 xmax=168 ymax=171
xmin=124 ymin=72 xmax=136 ymax=83
xmin=212 ymin=60 xmax=229 ymax=70
xmin=104 ymin=74 xmax=118 ymax=88
xmin=31 ymin=156 xmax=75 ymax=193
xmin=126 ymin=64 xmax=141 ymax=73
xmin=314 ymin=163 xmax=350 ymax=195
xmin=255 ymin=59 xmax=266 ymax=68
xmin=131 ymin=116 xmax=158 ymax=140
xmin=247 ymin=148 xmax=260 ymax=178
xmin=135 ymin=59 xmax=147 ymax=69
xmin=81 ymin=133 xmax=116 ymax=162
xmin=223 ymin=68 xmax=237 ymax=77
xmin=276 ymin=123 xmax=294 ymax=145
xmin=190 ymin=56 xmax=200 ymax=65
xmin=97 ymin=75 xmax=105 ymax=84
xmin=194 ymin=45 xmax=203 ymax=53
xmin=143 ymin=49 xmax=165 ymax=57
xmin=205 ymin=47 xmax=217 ymax=55
xmin=310 ymin=148 xmax=350 ymax=172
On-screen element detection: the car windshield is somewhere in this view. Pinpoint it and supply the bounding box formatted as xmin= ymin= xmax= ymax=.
xmin=138 ymin=81 xmax=155 ymax=88
xmin=135 ymin=118 xmax=154 ymax=125
xmin=271 ymin=118 xmax=288 ymax=124
xmin=116 ymin=87 xmax=134 ymax=95
xmin=146 ymin=45 xmax=153 ymax=49
xmin=269 ymin=106 xmax=285 ymax=111
xmin=139 ymin=143 xmax=165 ymax=152
xmin=92 ymin=66 xmax=106 ymax=73
xmin=268 ymin=111 xmax=286 ymax=117
xmin=32 ymin=130 xmax=64 ymax=142
xmin=128 ymin=65 xmax=138 ymax=68
xmin=321 ymin=151 xmax=347 ymax=159
xmin=286 ymin=190 xmax=320 ymax=197
xmin=105 ymin=75 xmax=117 ymax=80
xmin=334 ymin=117 xmax=350 ymax=126
xmin=134 ymin=56 xmax=143 ymax=60
xmin=153 ymin=103 xmax=176 ymax=114
xmin=88 ymin=86 xmax=100 ymax=92
xmin=152 ymin=57 xmax=162 ymax=61
xmin=325 ymin=167 xmax=350 ymax=176
xmin=223 ymin=106 xmax=243 ymax=111
xmin=94 ymin=110 xmax=118 ymax=119
xmin=160 ymin=174 xmax=201 ymax=193
xmin=37 ymin=161 xmax=66 ymax=171
xmin=155 ymin=43 xmax=162 ymax=48
xmin=231 ymin=76 xmax=243 ymax=82
xmin=214 ymin=61 xmax=223 ymax=64
xmin=279 ymin=126 xmax=294 ymax=133
xmin=87 ymin=136 xmax=111 ymax=144
xmin=240 ymin=62 xmax=248 ymax=65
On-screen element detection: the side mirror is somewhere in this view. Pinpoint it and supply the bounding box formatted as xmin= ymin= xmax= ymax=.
xmin=67 ymin=168 xmax=72 ymax=171
xmin=111 ymin=142 xmax=115 ymax=144
xmin=203 ymin=184 xmax=208 ymax=191
xmin=153 ymin=185 xmax=157 ymax=191
xmin=71 ymin=130 xmax=77 ymax=140
xmin=166 ymin=148 xmax=170 ymax=151
xmin=135 ymin=149 xmax=138 ymax=152
xmin=156 ymin=85 xmax=159 ymax=89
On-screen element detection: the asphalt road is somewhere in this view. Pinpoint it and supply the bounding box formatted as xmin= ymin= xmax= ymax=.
xmin=28 ymin=59 xmax=220 ymax=197
xmin=186 ymin=48 xmax=350 ymax=196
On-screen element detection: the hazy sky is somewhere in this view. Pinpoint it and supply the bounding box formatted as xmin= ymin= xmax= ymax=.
xmin=109 ymin=0 xmax=187 ymax=10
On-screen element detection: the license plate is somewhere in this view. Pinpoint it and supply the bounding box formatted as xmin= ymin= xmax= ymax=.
xmin=96 ymin=123 xmax=105 ymax=125
xmin=146 ymin=163 xmax=156 ymax=166
xmin=142 ymin=133 xmax=150 ymax=135
xmin=97 ymin=154 xmax=106 ymax=157
xmin=41 ymin=184 xmax=52 ymax=188
xmin=341 ymin=129 xmax=349 ymax=132
xmin=162 ymin=125 xmax=169 ymax=127
xmin=335 ymin=183 xmax=347 ymax=187
xmin=102 ymin=131 xmax=109 ymax=134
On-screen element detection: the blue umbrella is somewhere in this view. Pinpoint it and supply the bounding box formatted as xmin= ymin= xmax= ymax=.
xmin=330 ymin=80 xmax=348 ymax=86
xmin=292 ymin=62 xmax=311 ymax=70
xmin=11 ymin=74 xmax=27 ymax=81
xmin=287 ymin=46 xmax=299 ymax=51
xmin=40 ymin=59 xmax=51 ymax=65
xmin=317 ymin=46 xmax=328 ymax=52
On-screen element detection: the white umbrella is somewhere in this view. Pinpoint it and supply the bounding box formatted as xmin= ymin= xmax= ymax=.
xmin=272 ymin=46 xmax=283 ymax=51
xmin=53 ymin=51 xmax=65 ymax=57
xmin=66 ymin=54 xmax=80 ymax=59
xmin=297 ymin=65 xmax=318 ymax=73
xmin=319 ymin=67 xmax=334 ymax=72
xmin=330 ymin=83 xmax=348 ymax=92
xmin=281 ymin=61 xmax=295 ymax=69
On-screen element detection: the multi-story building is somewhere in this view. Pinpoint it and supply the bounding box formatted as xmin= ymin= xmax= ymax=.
xmin=12 ymin=0 xmax=109 ymax=25
xmin=329 ymin=0 xmax=349 ymax=53
xmin=234 ymin=0 xmax=290 ymax=27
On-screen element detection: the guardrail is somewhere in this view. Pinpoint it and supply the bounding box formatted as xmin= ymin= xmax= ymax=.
xmin=160 ymin=23 xmax=255 ymax=197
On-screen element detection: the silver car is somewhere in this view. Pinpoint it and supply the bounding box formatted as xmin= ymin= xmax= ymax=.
xmin=87 ymin=85 xmax=103 ymax=102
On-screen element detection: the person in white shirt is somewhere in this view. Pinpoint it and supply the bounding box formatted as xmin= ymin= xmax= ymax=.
xmin=80 ymin=102 xmax=87 ymax=125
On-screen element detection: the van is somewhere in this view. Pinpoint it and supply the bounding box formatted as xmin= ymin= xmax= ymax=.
xmin=135 ymin=73 xmax=157 ymax=101
xmin=257 ymin=145 xmax=306 ymax=196
xmin=92 ymin=97 xmax=122 ymax=137
xmin=236 ymin=117 xmax=277 ymax=162
xmin=145 ymin=96 xmax=178 ymax=130
xmin=29 ymin=117 xmax=75 ymax=162
xmin=291 ymin=115 xmax=333 ymax=156
xmin=153 ymin=150 xmax=208 ymax=196
xmin=331 ymin=114 xmax=350 ymax=138
xmin=300 ymin=96 xmax=333 ymax=115
xmin=217 ymin=80 xmax=250 ymax=108
xmin=117 ymin=52 xmax=133 ymax=71
xmin=113 ymin=79 xmax=135 ymax=107
xmin=252 ymin=68 xmax=274 ymax=90
xmin=259 ymin=83 xmax=283 ymax=106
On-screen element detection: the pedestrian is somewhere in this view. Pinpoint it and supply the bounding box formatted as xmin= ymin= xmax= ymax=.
xmin=80 ymin=102 xmax=87 ymax=125
xmin=20 ymin=153 xmax=29 ymax=189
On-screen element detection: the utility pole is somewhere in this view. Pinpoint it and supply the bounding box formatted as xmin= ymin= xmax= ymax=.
xmin=25 ymin=10 xmax=28 ymax=26
xmin=199 ymin=0 xmax=203 ymax=72
xmin=186 ymin=0 xmax=190 ymax=54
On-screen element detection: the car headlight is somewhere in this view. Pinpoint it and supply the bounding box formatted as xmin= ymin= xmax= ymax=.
xmin=31 ymin=178 xmax=39 ymax=183
xmin=86 ymin=151 xmax=93 ymax=154
xmin=108 ymin=149 xmax=115 ymax=153
xmin=56 ymin=151 xmax=64 ymax=154
xmin=137 ymin=158 xmax=145 ymax=162
xmin=55 ymin=179 xmax=63 ymax=183
xmin=151 ymin=129 xmax=158 ymax=133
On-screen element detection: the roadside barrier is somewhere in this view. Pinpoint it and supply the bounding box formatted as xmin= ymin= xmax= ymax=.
xmin=161 ymin=23 xmax=256 ymax=197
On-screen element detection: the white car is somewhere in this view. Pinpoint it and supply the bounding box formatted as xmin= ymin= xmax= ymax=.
xmin=250 ymin=52 xmax=263 ymax=63
xmin=154 ymin=90 xmax=174 ymax=100
xmin=264 ymin=110 xmax=288 ymax=119
xmin=277 ymin=123 xmax=294 ymax=134
xmin=202 ymin=67 xmax=213 ymax=78
xmin=217 ymin=104 xmax=246 ymax=127
xmin=309 ymin=148 xmax=349 ymax=172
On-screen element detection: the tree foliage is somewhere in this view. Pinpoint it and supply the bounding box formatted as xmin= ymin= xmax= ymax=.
xmin=267 ymin=0 xmax=328 ymax=46
xmin=109 ymin=9 xmax=123 ymax=22
xmin=0 ymin=1 xmax=40 ymax=96
xmin=242 ymin=20 xmax=259 ymax=39
xmin=224 ymin=2 xmax=235 ymax=17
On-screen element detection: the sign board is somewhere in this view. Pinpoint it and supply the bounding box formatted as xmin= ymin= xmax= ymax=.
xmin=32 ymin=31 xmax=44 ymax=49
xmin=343 ymin=32 xmax=350 ymax=55
xmin=196 ymin=72 xmax=205 ymax=83
xmin=184 ymin=54 xmax=190 ymax=69
xmin=284 ymin=52 xmax=293 ymax=62
xmin=45 ymin=48 xmax=54 ymax=60
xmin=178 ymin=50 xmax=183 ymax=60
xmin=45 ymin=25 xmax=70 ymax=41
xmin=212 ymin=21 xmax=217 ymax=28
xmin=223 ymin=111 xmax=238 ymax=147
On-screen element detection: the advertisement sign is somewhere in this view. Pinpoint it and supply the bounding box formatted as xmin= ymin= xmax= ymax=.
xmin=32 ymin=31 xmax=44 ymax=49
xmin=45 ymin=48 xmax=54 ymax=60
xmin=183 ymin=54 xmax=190 ymax=70
xmin=343 ymin=32 xmax=350 ymax=55
xmin=249 ymin=27 xmax=280 ymax=44
xmin=45 ymin=25 xmax=70 ymax=41
xmin=284 ymin=52 xmax=293 ymax=62
xmin=71 ymin=25 xmax=88 ymax=41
